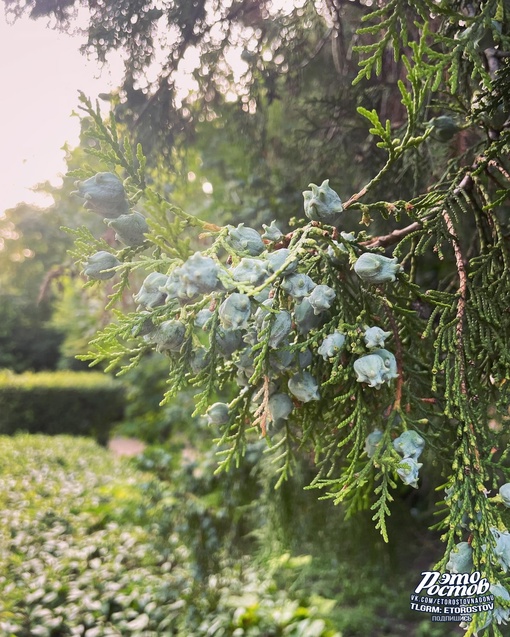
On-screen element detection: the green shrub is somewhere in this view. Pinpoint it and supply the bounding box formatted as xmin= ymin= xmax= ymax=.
xmin=0 ymin=295 xmax=64 ymax=373
xmin=0 ymin=435 xmax=343 ymax=637
xmin=0 ymin=370 xmax=124 ymax=444
xmin=0 ymin=435 xmax=186 ymax=636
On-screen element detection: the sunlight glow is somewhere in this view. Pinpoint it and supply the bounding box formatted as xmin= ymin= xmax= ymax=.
xmin=202 ymin=181 xmax=214 ymax=195
xmin=0 ymin=1 xmax=309 ymax=217
xmin=0 ymin=11 xmax=123 ymax=215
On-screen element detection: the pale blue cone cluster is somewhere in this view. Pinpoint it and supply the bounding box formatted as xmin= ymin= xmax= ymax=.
xmin=75 ymin=171 xmax=409 ymax=443
xmin=294 ymin=298 xmax=324 ymax=335
xmin=219 ymin=293 xmax=252 ymax=330
xmin=134 ymin=272 xmax=169 ymax=309
xmin=288 ymin=371 xmax=320 ymax=402
xmin=261 ymin=220 xmax=284 ymax=242
xmin=73 ymin=172 xmax=129 ymax=218
xmin=232 ymin=257 xmax=268 ymax=285
xmin=363 ymin=326 xmax=391 ymax=349
xmin=264 ymin=311 xmax=292 ymax=349
xmin=75 ymin=174 xmax=406 ymax=433
xmin=146 ymin=319 xmax=186 ymax=353
xmin=393 ymin=430 xmax=425 ymax=489
xmin=354 ymin=252 xmax=402 ymax=284
xmin=364 ymin=429 xmax=424 ymax=488
xmin=281 ymin=273 xmax=316 ymax=299
xmin=464 ymin=529 xmax=510 ymax=631
xmin=303 ymin=179 xmax=343 ymax=224
xmin=364 ymin=430 xmax=384 ymax=458
xmin=353 ymin=349 xmax=398 ymax=389
xmin=161 ymin=253 xmax=224 ymax=302
xmin=354 ymin=325 xmax=396 ymax=389
xmin=488 ymin=584 xmax=510 ymax=626
xmin=206 ymin=402 xmax=230 ymax=425
xmin=106 ymin=211 xmax=149 ymax=246
xmin=308 ymin=285 xmax=336 ymax=315
xmin=393 ymin=430 xmax=425 ymax=461
xmin=446 ymin=542 xmax=474 ymax=573
xmin=395 ymin=458 xmax=422 ymax=488
xmin=83 ymin=251 xmax=120 ymax=280
xmin=491 ymin=528 xmax=510 ymax=572
xmin=226 ymin=223 xmax=265 ymax=256
xmin=265 ymin=248 xmax=298 ymax=275
xmin=317 ymin=332 xmax=346 ymax=361
xmin=267 ymin=393 xmax=294 ymax=422
xmin=74 ymin=172 xmax=150 ymax=280
xmin=499 ymin=483 xmax=510 ymax=507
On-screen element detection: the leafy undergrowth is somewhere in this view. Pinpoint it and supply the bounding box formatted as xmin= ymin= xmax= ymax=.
xmin=0 ymin=434 xmax=345 ymax=637
xmin=135 ymin=442 xmax=456 ymax=637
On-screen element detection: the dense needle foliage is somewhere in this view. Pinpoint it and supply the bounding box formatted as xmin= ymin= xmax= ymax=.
xmin=60 ymin=2 xmax=510 ymax=634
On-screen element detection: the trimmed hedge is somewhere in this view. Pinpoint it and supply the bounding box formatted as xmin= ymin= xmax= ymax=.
xmin=0 ymin=370 xmax=124 ymax=444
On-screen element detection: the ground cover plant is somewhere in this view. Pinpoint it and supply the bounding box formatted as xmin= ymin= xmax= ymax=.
xmin=62 ymin=2 xmax=510 ymax=635
xmin=0 ymin=434 xmax=353 ymax=637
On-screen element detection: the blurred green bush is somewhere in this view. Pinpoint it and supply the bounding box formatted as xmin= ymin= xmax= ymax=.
xmin=0 ymin=435 xmax=343 ymax=637
xmin=0 ymin=370 xmax=124 ymax=444
xmin=0 ymin=434 xmax=453 ymax=636
xmin=0 ymin=294 xmax=64 ymax=372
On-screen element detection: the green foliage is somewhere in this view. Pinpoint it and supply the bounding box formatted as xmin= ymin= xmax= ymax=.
xmin=0 ymin=295 xmax=63 ymax=372
xmin=134 ymin=429 xmax=457 ymax=636
xmin=117 ymin=357 xmax=202 ymax=444
xmin=4 ymin=0 xmax=360 ymax=163
xmin=0 ymin=434 xmax=348 ymax=637
xmin=0 ymin=202 xmax=70 ymax=298
xmin=354 ymin=0 xmax=510 ymax=94
xmin=0 ymin=371 xmax=124 ymax=443
xmin=40 ymin=2 xmax=510 ymax=634
xmin=0 ymin=202 xmax=72 ymax=371
xmin=0 ymin=145 xmax=120 ymax=372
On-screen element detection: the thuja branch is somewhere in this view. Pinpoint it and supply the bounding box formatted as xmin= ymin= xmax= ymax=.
xmin=442 ymin=198 xmax=482 ymax=473
xmin=442 ymin=208 xmax=468 ymax=395
xmin=148 ymin=188 xmax=222 ymax=233
xmin=343 ymin=158 xmax=394 ymax=210
xmin=77 ymin=93 xmax=221 ymax=234
xmin=363 ymin=221 xmax=422 ymax=249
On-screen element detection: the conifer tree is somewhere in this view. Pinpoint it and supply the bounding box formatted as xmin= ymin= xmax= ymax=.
xmin=66 ymin=2 xmax=510 ymax=633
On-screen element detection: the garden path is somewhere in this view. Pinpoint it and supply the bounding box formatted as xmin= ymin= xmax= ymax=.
xmin=108 ymin=436 xmax=146 ymax=457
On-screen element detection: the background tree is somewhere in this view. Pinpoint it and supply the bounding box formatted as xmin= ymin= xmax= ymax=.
xmin=3 ymin=0 xmax=417 ymax=224
xmin=0 ymin=140 xmax=119 ymax=370
xmin=0 ymin=199 xmax=71 ymax=370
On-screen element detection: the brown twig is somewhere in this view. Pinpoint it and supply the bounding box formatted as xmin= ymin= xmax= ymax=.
xmin=253 ymin=375 xmax=271 ymax=437
xmin=37 ymin=265 xmax=66 ymax=304
xmin=362 ymin=221 xmax=422 ymax=249
xmin=488 ymin=159 xmax=510 ymax=186
xmin=442 ymin=209 xmax=468 ymax=394
xmin=343 ymin=158 xmax=394 ymax=210
xmin=442 ymin=205 xmax=481 ymax=469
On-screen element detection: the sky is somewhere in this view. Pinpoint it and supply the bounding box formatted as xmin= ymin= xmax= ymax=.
xmin=0 ymin=4 xmax=298 ymax=215
xmin=0 ymin=10 xmax=123 ymax=214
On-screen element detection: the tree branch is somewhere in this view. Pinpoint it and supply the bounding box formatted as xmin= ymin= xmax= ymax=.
xmin=361 ymin=221 xmax=422 ymax=249
xmin=442 ymin=209 xmax=468 ymax=396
